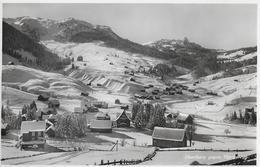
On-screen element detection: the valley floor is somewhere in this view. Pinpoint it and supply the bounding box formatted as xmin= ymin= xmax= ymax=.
xmin=1 ymin=63 xmax=257 ymax=165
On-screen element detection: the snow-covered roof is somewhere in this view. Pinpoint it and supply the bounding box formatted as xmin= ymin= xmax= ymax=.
xmin=177 ymin=113 xmax=192 ymax=121
xmin=152 ymin=127 xmax=186 ymax=142
xmin=20 ymin=121 xmax=46 ymax=134
xmin=1 ymin=120 xmax=8 ymax=129
xmin=111 ymin=110 xmax=131 ymax=121
xmin=90 ymin=120 xmax=112 ymax=129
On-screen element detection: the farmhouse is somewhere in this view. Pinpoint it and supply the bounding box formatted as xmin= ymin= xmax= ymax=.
xmin=1 ymin=120 xmax=8 ymax=135
xmin=48 ymin=99 xmax=60 ymax=108
xmin=176 ymin=113 xmax=194 ymax=125
xmin=166 ymin=113 xmax=194 ymax=125
xmin=19 ymin=121 xmax=46 ymax=148
xmin=42 ymin=107 xmax=57 ymax=115
xmin=37 ymin=94 xmax=49 ymax=101
xmin=112 ymin=110 xmax=131 ymax=128
xmin=152 ymin=127 xmax=187 ymax=148
xmin=90 ymin=119 xmax=112 ymax=133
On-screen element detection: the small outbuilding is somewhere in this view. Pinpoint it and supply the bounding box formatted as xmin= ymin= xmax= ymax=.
xmin=152 ymin=127 xmax=187 ymax=148
xmin=90 ymin=120 xmax=112 ymax=133
xmin=37 ymin=94 xmax=50 ymax=102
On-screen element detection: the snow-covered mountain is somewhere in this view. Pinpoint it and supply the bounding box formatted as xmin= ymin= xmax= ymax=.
xmin=143 ymin=38 xmax=213 ymax=55
xmin=217 ymin=46 xmax=257 ymax=63
xmin=4 ymin=16 xmax=168 ymax=58
xmin=4 ymin=16 xmax=117 ymax=42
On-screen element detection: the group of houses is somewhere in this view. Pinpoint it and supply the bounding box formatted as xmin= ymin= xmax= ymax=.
xmin=90 ymin=110 xmax=131 ymax=133
xmin=17 ymin=94 xmax=60 ymax=149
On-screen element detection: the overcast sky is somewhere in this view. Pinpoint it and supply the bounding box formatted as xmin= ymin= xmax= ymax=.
xmin=3 ymin=3 xmax=257 ymax=50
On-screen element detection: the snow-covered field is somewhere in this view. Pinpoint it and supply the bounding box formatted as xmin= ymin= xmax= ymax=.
xmin=41 ymin=40 xmax=165 ymax=73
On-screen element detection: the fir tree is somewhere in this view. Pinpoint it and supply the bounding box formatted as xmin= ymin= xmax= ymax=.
xmin=244 ymin=110 xmax=250 ymax=124
xmin=131 ymin=103 xmax=140 ymax=121
xmin=233 ymin=111 xmax=237 ymax=120
xmin=251 ymin=111 xmax=256 ymax=125
xmin=134 ymin=104 xmax=146 ymax=129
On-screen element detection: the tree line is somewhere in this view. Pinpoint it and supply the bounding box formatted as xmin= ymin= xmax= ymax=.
xmin=224 ymin=108 xmax=256 ymax=125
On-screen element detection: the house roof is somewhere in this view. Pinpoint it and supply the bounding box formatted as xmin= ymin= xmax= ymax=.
xmin=177 ymin=113 xmax=192 ymax=121
xmin=114 ymin=110 xmax=131 ymax=121
xmin=42 ymin=114 xmax=57 ymax=120
xmin=152 ymin=127 xmax=186 ymax=142
xmin=95 ymin=112 xmax=110 ymax=119
xmin=20 ymin=121 xmax=46 ymax=134
xmin=49 ymin=99 xmax=60 ymax=104
xmin=90 ymin=120 xmax=112 ymax=129
xmin=1 ymin=120 xmax=8 ymax=129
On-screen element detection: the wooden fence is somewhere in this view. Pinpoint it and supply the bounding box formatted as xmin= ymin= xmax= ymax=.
xmin=96 ymin=149 xmax=156 ymax=165
xmin=211 ymin=153 xmax=256 ymax=165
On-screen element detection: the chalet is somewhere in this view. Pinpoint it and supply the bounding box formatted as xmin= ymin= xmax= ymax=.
xmin=188 ymin=89 xmax=195 ymax=92
xmin=92 ymin=101 xmax=108 ymax=109
xmin=19 ymin=121 xmax=46 ymax=149
xmin=37 ymin=94 xmax=49 ymax=101
xmin=115 ymin=99 xmax=121 ymax=104
xmin=152 ymin=127 xmax=187 ymax=148
xmin=48 ymin=99 xmax=60 ymax=108
xmin=90 ymin=120 xmax=112 ymax=133
xmin=112 ymin=111 xmax=131 ymax=128
xmin=42 ymin=114 xmax=57 ymax=124
xmin=130 ymin=78 xmax=135 ymax=82
xmin=176 ymin=113 xmax=194 ymax=125
xmin=86 ymin=106 xmax=99 ymax=113
xmin=8 ymin=61 xmax=14 ymax=65
xmin=81 ymin=92 xmax=89 ymax=97
xmin=120 ymin=105 xmax=129 ymax=110
xmin=208 ymin=101 xmax=214 ymax=105
xmin=42 ymin=107 xmax=57 ymax=115
xmin=1 ymin=121 xmax=8 ymax=135
xmin=193 ymin=94 xmax=199 ymax=98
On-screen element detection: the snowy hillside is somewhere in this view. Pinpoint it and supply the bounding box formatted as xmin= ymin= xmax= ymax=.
xmin=217 ymin=47 xmax=257 ymax=62
xmin=2 ymin=65 xmax=90 ymax=97
xmin=41 ymin=40 xmax=164 ymax=73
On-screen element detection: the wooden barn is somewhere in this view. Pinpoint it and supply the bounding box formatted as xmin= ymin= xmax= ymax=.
xmin=19 ymin=121 xmax=46 ymax=148
xmin=37 ymin=94 xmax=49 ymax=102
xmin=112 ymin=111 xmax=131 ymax=128
xmin=90 ymin=120 xmax=112 ymax=133
xmin=166 ymin=113 xmax=193 ymax=125
xmin=152 ymin=127 xmax=187 ymax=148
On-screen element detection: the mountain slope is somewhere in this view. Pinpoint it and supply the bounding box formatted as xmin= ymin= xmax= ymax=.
xmin=4 ymin=16 xmax=170 ymax=59
xmin=217 ymin=46 xmax=257 ymax=62
xmin=144 ymin=38 xmax=219 ymax=71
xmin=2 ymin=21 xmax=70 ymax=70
